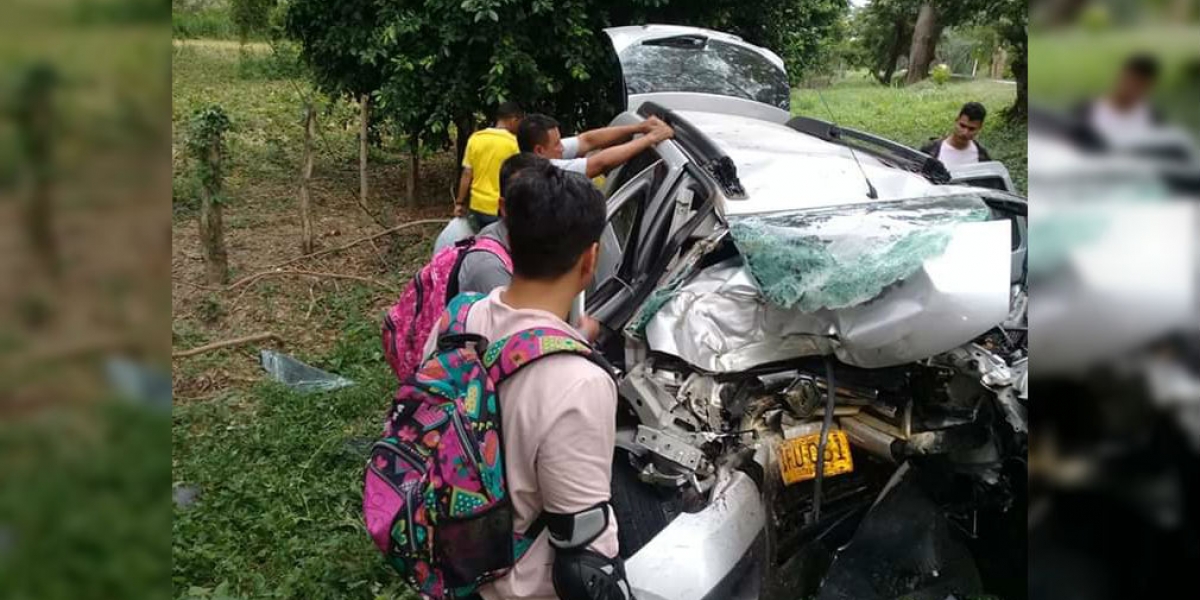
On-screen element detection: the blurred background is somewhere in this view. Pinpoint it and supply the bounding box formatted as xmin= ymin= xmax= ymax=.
xmin=0 ymin=0 xmax=172 ymax=598
xmin=1027 ymin=1 xmax=1200 ymax=599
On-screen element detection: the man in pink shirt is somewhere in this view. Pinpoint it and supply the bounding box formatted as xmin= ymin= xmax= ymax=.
xmin=422 ymin=163 xmax=625 ymax=600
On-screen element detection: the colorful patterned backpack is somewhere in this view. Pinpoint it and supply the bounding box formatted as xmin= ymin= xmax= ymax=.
xmin=363 ymin=292 xmax=613 ymax=599
xmin=381 ymin=236 xmax=512 ymax=384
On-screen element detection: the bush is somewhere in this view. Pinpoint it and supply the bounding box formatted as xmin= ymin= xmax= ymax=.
xmin=236 ymin=44 xmax=305 ymax=81
xmin=1081 ymin=4 xmax=1112 ymax=33
xmin=931 ymin=63 xmax=952 ymax=86
xmin=173 ymin=9 xmax=236 ymax=39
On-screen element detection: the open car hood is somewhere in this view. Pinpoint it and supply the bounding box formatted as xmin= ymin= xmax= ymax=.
xmin=603 ymin=25 xmax=791 ymax=113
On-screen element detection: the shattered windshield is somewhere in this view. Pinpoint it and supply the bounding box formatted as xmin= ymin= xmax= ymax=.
xmin=728 ymin=195 xmax=992 ymax=312
xmin=619 ymin=38 xmax=790 ymax=110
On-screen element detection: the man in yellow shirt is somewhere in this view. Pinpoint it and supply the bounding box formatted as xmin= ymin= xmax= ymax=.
xmin=455 ymin=101 xmax=523 ymax=230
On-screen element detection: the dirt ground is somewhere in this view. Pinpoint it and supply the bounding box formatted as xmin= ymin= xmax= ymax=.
xmin=171 ymin=154 xmax=457 ymax=401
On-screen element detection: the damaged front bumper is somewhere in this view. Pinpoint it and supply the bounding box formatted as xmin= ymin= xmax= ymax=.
xmin=626 ymin=470 xmax=766 ymax=600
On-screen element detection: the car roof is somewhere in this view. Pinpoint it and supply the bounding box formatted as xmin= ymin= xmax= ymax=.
xmin=671 ymin=109 xmax=942 ymax=216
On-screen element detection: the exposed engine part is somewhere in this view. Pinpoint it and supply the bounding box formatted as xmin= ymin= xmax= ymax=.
xmin=840 ymin=416 xmax=900 ymax=463
xmin=619 ymin=362 xmax=704 ymax=434
xmin=636 ymin=425 xmax=706 ymax=471
xmin=678 ymin=374 xmax=728 ymax=432
xmin=934 ymin=343 xmax=1027 ymax=434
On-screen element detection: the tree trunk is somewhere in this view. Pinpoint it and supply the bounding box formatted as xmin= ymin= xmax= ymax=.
xmin=1172 ymin=0 xmax=1192 ymax=22
xmin=299 ymin=103 xmax=315 ymax=254
xmin=199 ymin=140 xmax=228 ymax=285
xmin=454 ymin=115 xmax=472 ymax=181
xmin=359 ymin=94 xmax=370 ymax=210
xmin=876 ymin=17 xmax=908 ymax=86
xmin=22 ymin=86 xmax=58 ymax=278
xmin=971 ymin=58 xmax=978 ymax=78
xmin=1007 ymin=45 xmax=1028 ymax=122
xmin=991 ymin=45 xmax=1008 ymax=79
xmin=407 ymin=139 xmax=420 ymax=205
xmin=905 ymin=2 xmax=940 ymax=85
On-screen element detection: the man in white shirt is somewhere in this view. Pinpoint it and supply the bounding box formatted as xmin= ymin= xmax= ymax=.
xmin=920 ymin=102 xmax=992 ymax=169
xmin=1073 ymin=54 xmax=1165 ymax=144
xmin=516 ymin=114 xmax=673 ymax=178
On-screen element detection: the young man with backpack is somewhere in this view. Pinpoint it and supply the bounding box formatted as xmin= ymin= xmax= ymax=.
xmin=364 ymin=164 xmax=629 ymax=600
xmin=384 ymin=153 xmax=597 ymax=385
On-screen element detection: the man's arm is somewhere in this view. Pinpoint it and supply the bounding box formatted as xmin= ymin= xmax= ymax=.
xmin=454 ymin=167 xmax=472 ymax=217
xmin=574 ymin=117 xmax=662 ymax=155
xmin=581 ymin=124 xmax=673 ymax=179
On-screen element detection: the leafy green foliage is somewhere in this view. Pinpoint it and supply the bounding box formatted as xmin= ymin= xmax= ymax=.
xmin=931 ymin=63 xmax=951 ymax=85
xmin=0 ymin=403 xmax=172 ymax=600
xmin=186 ymin=105 xmax=233 ymax=201
xmin=231 ymin=0 xmax=278 ymax=42
xmin=283 ymin=0 xmax=852 ymax=151
xmin=173 ymin=8 xmax=238 ymax=39
xmin=847 ymin=0 xmax=918 ymax=85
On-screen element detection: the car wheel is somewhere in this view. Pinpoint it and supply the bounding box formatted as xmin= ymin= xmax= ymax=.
xmin=610 ymin=451 xmax=681 ymax=558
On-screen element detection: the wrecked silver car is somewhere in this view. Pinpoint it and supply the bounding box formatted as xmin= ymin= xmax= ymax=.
xmin=588 ymin=25 xmax=1028 ymax=600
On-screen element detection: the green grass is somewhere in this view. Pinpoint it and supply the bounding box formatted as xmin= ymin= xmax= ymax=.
xmin=0 ymin=403 xmax=172 ymax=600
xmin=792 ymin=74 xmax=1027 ymax=194
xmin=173 ymin=317 xmax=418 ymax=600
xmin=173 ymin=8 xmax=238 ymax=40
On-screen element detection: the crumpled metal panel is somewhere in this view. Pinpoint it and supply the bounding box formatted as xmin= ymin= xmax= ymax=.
xmin=644 ymin=219 xmax=1011 ymax=370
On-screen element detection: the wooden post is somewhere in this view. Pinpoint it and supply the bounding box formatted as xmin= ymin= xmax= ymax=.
xmin=359 ymin=93 xmax=370 ymax=210
xmin=299 ymin=103 xmax=316 ymax=254
xmin=199 ymin=136 xmax=229 ymax=285
xmin=16 ymin=64 xmax=59 ymax=278
xmin=406 ymin=139 xmax=420 ymax=205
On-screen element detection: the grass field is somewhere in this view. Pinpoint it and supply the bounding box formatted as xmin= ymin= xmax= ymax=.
xmin=170 ymin=39 xmax=1030 ymax=600
xmin=793 ymin=73 xmax=1027 ymax=193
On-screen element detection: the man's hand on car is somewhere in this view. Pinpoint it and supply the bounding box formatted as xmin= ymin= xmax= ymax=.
xmin=578 ymin=314 xmax=602 ymax=343
xmin=647 ymin=121 xmax=675 ymax=144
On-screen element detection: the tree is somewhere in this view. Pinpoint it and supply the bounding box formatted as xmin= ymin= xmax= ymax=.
xmin=849 ymin=0 xmax=919 ymax=86
xmin=230 ymin=0 xmax=276 ymax=42
xmin=903 ymin=0 xmax=993 ymax=84
xmin=284 ymin=0 xmax=385 ymax=217
xmin=905 ymin=1 xmax=941 ymax=84
xmin=983 ymin=0 xmax=1027 ymax=120
xmin=187 ymin=106 xmax=232 ymax=285
xmin=285 ymin=0 xmax=848 ymax=208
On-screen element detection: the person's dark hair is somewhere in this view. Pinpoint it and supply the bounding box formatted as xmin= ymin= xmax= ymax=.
xmin=499 ymin=152 xmax=549 ymax=197
xmin=496 ymin=101 xmax=523 ymax=121
xmin=958 ymin=101 xmax=987 ymax=123
xmin=517 ymin=113 xmax=560 ymax=153
xmin=1124 ymin=53 xmax=1160 ymax=80
xmin=504 ymin=162 xmax=605 ymax=280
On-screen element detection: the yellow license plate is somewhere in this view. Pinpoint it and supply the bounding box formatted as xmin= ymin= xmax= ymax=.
xmin=778 ymin=430 xmax=854 ymax=486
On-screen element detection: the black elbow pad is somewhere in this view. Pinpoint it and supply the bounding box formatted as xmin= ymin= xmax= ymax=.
xmin=544 ymin=502 xmax=636 ymax=600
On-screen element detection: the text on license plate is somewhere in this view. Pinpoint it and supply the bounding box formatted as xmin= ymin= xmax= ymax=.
xmin=778 ymin=430 xmax=854 ymax=486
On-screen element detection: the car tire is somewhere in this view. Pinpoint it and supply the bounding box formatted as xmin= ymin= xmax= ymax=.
xmin=610 ymin=451 xmax=680 ymax=558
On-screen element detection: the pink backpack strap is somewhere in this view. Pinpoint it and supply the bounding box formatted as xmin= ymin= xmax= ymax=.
xmin=483 ymin=327 xmax=615 ymax=384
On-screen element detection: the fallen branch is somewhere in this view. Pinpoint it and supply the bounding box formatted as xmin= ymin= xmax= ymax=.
xmin=227 ymin=269 xmax=394 ymax=292
xmin=173 ymin=332 xmax=281 ymax=359
xmin=262 ymin=219 xmax=444 ymax=272
xmin=172 ymin=219 xmax=442 ymax=295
